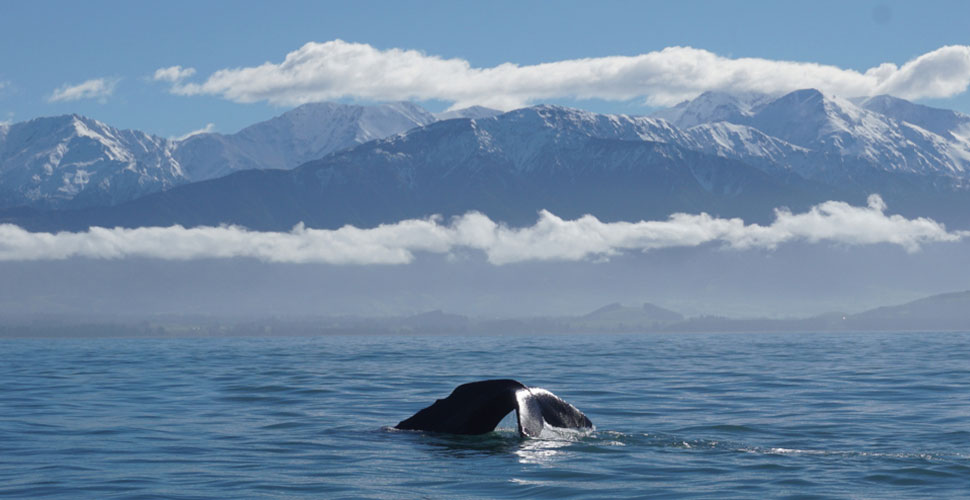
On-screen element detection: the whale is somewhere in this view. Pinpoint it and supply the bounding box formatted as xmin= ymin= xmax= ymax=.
xmin=395 ymin=379 xmax=593 ymax=437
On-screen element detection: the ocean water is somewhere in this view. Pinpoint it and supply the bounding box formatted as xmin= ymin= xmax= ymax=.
xmin=1 ymin=332 xmax=969 ymax=499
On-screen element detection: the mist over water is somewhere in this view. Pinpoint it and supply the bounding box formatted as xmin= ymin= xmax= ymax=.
xmin=2 ymin=332 xmax=968 ymax=498
xmin=3 ymin=240 xmax=970 ymax=320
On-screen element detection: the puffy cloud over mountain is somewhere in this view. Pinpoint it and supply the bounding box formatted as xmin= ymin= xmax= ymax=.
xmin=163 ymin=41 xmax=970 ymax=109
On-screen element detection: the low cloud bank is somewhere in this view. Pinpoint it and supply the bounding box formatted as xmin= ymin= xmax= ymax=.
xmin=0 ymin=196 xmax=964 ymax=265
xmin=156 ymin=40 xmax=970 ymax=109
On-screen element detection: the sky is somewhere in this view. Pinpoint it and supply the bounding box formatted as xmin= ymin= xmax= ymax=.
xmin=2 ymin=0 xmax=970 ymax=138
xmin=3 ymin=1 xmax=970 ymax=319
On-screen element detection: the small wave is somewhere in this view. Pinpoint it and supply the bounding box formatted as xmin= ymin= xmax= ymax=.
xmin=535 ymin=423 xmax=595 ymax=441
xmin=675 ymin=424 xmax=762 ymax=434
xmin=757 ymin=447 xmax=956 ymax=462
xmin=571 ymin=430 xmax=969 ymax=467
xmin=258 ymin=421 xmax=308 ymax=430
xmin=765 ymin=447 xmax=828 ymax=455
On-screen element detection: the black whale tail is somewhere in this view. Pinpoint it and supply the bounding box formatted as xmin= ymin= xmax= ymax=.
xmin=395 ymin=379 xmax=592 ymax=437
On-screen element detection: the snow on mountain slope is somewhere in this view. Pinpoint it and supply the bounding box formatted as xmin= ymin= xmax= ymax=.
xmin=175 ymin=101 xmax=437 ymax=181
xmin=856 ymin=94 xmax=970 ymax=141
xmin=656 ymin=89 xmax=970 ymax=185
xmin=12 ymin=99 xmax=970 ymax=233
xmin=6 ymin=91 xmax=970 ymax=213
xmin=472 ymin=105 xmax=689 ymax=169
xmin=335 ymin=104 xmax=697 ymax=180
xmin=0 ymin=115 xmax=182 ymax=209
xmin=299 ymin=104 xmax=809 ymax=212
xmin=0 ymin=102 xmax=441 ymax=208
xmin=681 ymin=121 xmax=817 ymax=177
xmin=651 ymin=90 xmax=775 ymax=129
xmin=748 ymin=89 xmax=898 ymax=149
xmin=746 ymin=89 xmax=970 ymax=181
xmin=24 ymin=105 xmax=809 ymax=232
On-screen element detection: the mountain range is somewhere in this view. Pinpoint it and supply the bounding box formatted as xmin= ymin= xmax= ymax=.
xmin=3 ymin=89 xmax=970 ymax=231
xmin=0 ymin=102 xmax=498 ymax=210
xmin=4 ymin=289 xmax=967 ymax=338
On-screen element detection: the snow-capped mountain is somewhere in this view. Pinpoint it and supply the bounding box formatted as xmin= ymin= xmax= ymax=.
xmin=0 ymin=115 xmax=182 ymax=209
xmin=745 ymin=89 xmax=970 ymax=183
xmin=0 ymin=102 xmax=477 ymax=209
xmin=5 ymin=90 xmax=970 ymax=230
xmin=437 ymin=104 xmax=690 ymax=171
xmin=653 ymin=88 xmax=970 ymax=188
xmin=645 ymin=91 xmax=819 ymax=175
xmin=651 ymin=90 xmax=776 ymax=129
xmin=856 ymin=94 xmax=970 ymax=141
xmin=174 ymin=101 xmax=440 ymax=181
xmin=680 ymin=122 xmax=815 ymax=177
xmin=7 ymin=105 xmax=828 ymax=231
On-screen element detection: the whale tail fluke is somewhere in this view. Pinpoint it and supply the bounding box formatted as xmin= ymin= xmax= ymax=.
xmin=395 ymin=379 xmax=592 ymax=437
xmin=524 ymin=388 xmax=594 ymax=431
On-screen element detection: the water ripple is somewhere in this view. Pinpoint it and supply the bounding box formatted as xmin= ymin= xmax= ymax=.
xmin=2 ymin=332 xmax=969 ymax=498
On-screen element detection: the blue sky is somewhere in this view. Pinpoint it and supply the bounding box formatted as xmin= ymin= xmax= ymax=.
xmin=2 ymin=0 xmax=969 ymax=137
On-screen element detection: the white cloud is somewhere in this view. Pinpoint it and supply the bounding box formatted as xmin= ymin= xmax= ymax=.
xmin=0 ymin=196 xmax=964 ymax=265
xmin=161 ymin=40 xmax=970 ymax=109
xmin=172 ymin=122 xmax=215 ymax=141
xmin=153 ymin=65 xmax=196 ymax=83
xmin=48 ymin=78 xmax=119 ymax=103
xmin=872 ymin=45 xmax=970 ymax=100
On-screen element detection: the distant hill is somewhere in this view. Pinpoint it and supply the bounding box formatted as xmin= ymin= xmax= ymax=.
xmin=662 ymin=290 xmax=970 ymax=333
xmin=845 ymin=290 xmax=970 ymax=331
xmin=3 ymin=290 xmax=968 ymax=338
xmin=569 ymin=302 xmax=684 ymax=331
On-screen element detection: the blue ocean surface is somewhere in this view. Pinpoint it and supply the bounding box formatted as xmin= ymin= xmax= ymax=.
xmin=1 ymin=332 xmax=969 ymax=499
